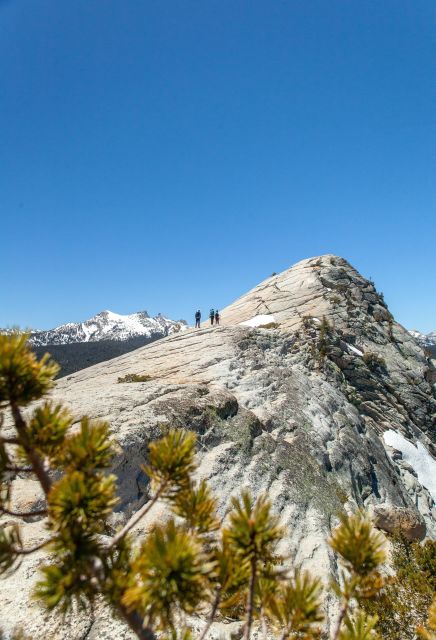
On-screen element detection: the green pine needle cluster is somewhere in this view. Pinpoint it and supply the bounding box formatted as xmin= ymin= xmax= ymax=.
xmin=123 ymin=519 xmax=212 ymax=632
xmin=27 ymin=402 xmax=72 ymax=458
xmin=0 ymin=331 xmax=432 ymax=640
xmin=145 ymin=428 xmax=197 ymax=496
xmin=338 ymin=610 xmax=380 ymax=640
xmin=172 ymin=479 xmax=219 ymax=534
xmin=0 ymin=524 xmax=23 ymax=573
xmin=267 ymin=570 xmax=324 ymax=638
xmin=330 ymin=511 xmax=386 ymax=578
xmin=0 ymin=332 xmax=59 ymax=406
xmin=329 ymin=512 xmax=387 ymax=640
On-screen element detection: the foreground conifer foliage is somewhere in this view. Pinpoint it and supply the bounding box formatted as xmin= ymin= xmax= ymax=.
xmin=0 ymin=332 xmax=431 ymax=639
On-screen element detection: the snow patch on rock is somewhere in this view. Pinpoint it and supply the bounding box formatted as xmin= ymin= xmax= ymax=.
xmin=346 ymin=343 xmax=363 ymax=357
xmin=383 ymin=430 xmax=436 ymax=501
xmin=239 ymin=314 xmax=276 ymax=327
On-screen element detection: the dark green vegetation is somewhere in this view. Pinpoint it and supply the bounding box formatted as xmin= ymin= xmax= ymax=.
xmin=33 ymin=335 xmax=163 ymax=379
xmin=362 ymin=352 xmax=386 ymax=371
xmin=0 ymin=332 xmax=435 ymax=640
xmin=362 ymin=535 xmax=436 ymax=639
xmin=117 ymin=373 xmax=153 ymax=383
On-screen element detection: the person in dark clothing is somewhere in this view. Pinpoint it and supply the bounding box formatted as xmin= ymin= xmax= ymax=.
xmin=195 ymin=310 xmax=201 ymax=328
xmin=209 ymin=308 xmax=215 ymax=326
xmin=215 ymin=310 xmax=220 ymax=325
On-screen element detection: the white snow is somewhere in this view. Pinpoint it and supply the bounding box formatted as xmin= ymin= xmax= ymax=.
xmin=408 ymin=329 xmax=436 ymax=347
xmin=81 ymin=323 xmax=91 ymax=341
xmin=409 ymin=330 xmax=422 ymax=339
xmin=383 ymin=430 xmax=436 ymax=501
xmin=28 ymin=310 xmax=186 ymax=346
xmin=239 ymin=314 xmax=276 ymax=328
xmin=346 ymin=343 xmax=363 ymax=356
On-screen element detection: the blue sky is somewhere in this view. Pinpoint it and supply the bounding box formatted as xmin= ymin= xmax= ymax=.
xmin=1 ymin=1 xmax=435 ymax=332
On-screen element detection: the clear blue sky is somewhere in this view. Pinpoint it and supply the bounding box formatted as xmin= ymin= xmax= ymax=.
xmin=1 ymin=1 xmax=435 ymax=332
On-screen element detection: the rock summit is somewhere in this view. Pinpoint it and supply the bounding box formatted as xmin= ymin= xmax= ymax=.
xmin=1 ymin=254 xmax=435 ymax=638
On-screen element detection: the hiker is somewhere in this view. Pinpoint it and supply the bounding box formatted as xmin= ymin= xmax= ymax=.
xmin=209 ymin=308 xmax=215 ymax=326
xmin=215 ymin=310 xmax=220 ymax=325
xmin=195 ymin=310 xmax=201 ymax=328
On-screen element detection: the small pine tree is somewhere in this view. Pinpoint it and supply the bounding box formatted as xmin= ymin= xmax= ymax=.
xmin=329 ymin=511 xmax=386 ymax=640
xmin=0 ymin=332 xmax=402 ymax=639
xmin=361 ymin=535 xmax=436 ymax=639
xmin=315 ymin=316 xmax=332 ymax=362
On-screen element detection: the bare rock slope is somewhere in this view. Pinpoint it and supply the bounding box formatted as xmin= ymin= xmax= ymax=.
xmin=1 ymin=255 xmax=435 ymax=639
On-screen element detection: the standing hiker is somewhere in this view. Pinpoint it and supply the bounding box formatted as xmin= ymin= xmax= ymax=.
xmin=215 ymin=310 xmax=220 ymax=325
xmin=209 ymin=308 xmax=215 ymax=326
xmin=195 ymin=310 xmax=201 ymax=328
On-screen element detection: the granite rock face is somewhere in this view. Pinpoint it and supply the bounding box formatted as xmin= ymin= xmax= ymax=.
xmin=1 ymin=254 xmax=435 ymax=639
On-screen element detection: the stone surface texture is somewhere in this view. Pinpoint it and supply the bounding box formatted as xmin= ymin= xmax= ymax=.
xmin=1 ymin=254 xmax=435 ymax=639
xmin=370 ymin=504 xmax=426 ymax=541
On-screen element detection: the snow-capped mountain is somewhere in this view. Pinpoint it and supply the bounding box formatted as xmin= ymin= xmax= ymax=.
xmin=28 ymin=310 xmax=187 ymax=346
xmin=0 ymin=311 xmax=188 ymax=378
xmin=409 ymin=329 xmax=436 ymax=349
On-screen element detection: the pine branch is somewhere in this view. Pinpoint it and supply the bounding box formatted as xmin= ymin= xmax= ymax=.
xmin=198 ymin=587 xmax=221 ymax=640
xmin=117 ymin=604 xmax=156 ymax=640
xmin=332 ymin=593 xmax=351 ymax=640
xmin=0 ymin=505 xmax=47 ymax=518
xmin=243 ymin=556 xmax=257 ymax=640
xmin=5 ymin=465 xmax=33 ymax=473
xmin=0 ymin=436 xmax=19 ymax=445
xmin=12 ymin=538 xmax=52 ymax=555
xmin=10 ymin=403 xmax=52 ymax=496
xmin=108 ymin=482 xmax=167 ymax=549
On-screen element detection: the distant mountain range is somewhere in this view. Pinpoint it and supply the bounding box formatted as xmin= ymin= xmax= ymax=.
xmin=1 ymin=310 xmax=187 ymax=378
xmin=28 ymin=310 xmax=186 ymax=346
xmin=409 ymin=330 xmax=436 ymax=357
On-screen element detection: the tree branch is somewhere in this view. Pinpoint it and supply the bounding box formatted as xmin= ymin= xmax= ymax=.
xmin=109 ymin=482 xmax=166 ymax=549
xmin=332 ymin=593 xmax=351 ymax=640
xmin=243 ymin=556 xmax=257 ymax=640
xmin=198 ymin=587 xmax=221 ymax=640
xmin=12 ymin=538 xmax=52 ymax=555
xmin=10 ymin=403 xmax=52 ymax=496
xmin=5 ymin=465 xmax=33 ymax=473
xmin=0 ymin=436 xmax=19 ymax=445
xmin=117 ymin=604 xmax=156 ymax=640
xmin=0 ymin=505 xmax=47 ymax=518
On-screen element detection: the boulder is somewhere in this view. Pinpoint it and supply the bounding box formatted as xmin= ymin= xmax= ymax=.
xmin=9 ymin=478 xmax=45 ymax=519
xmin=371 ymin=504 xmax=426 ymax=541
